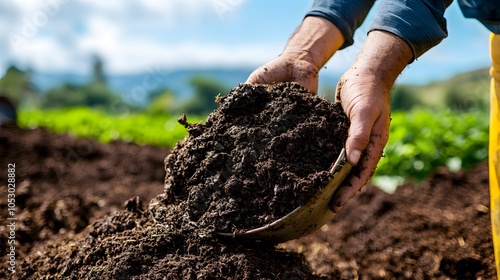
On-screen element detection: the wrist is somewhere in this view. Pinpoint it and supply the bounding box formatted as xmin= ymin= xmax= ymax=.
xmin=281 ymin=16 xmax=344 ymax=70
xmin=350 ymin=30 xmax=413 ymax=89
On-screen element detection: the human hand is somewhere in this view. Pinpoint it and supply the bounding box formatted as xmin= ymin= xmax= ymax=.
xmin=245 ymin=53 xmax=320 ymax=93
xmin=329 ymin=30 xmax=413 ymax=212
xmin=246 ymin=16 xmax=345 ymax=93
xmin=329 ymin=70 xmax=391 ymax=212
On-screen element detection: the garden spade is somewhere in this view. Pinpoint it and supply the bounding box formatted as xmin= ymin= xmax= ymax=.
xmin=217 ymin=148 xmax=351 ymax=243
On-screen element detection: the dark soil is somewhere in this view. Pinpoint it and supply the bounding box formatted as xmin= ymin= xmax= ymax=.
xmin=283 ymin=164 xmax=495 ymax=279
xmin=0 ymin=82 xmax=495 ymax=279
xmin=12 ymin=195 xmax=316 ymax=279
xmin=166 ymin=83 xmax=349 ymax=232
xmin=0 ymin=123 xmax=167 ymax=262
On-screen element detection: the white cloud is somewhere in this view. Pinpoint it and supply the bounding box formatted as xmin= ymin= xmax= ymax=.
xmin=77 ymin=39 xmax=280 ymax=74
xmin=4 ymin=19 xmax=281 ymax=75
xmin=16 ymin=37 xmax=89 ymax=73
xmin=78 ymin=0 xmax=124 ymax=13
xmin=1 ymin=0 xmax=490 ymax=84
xmin=0 ymin=0 xmax=252 ymax=75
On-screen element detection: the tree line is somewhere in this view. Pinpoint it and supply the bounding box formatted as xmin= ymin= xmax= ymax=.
xmin=0 ymin=57 xmax=230 ymax=116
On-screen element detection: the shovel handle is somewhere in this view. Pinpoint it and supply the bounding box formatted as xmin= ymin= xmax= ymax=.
xmin=489 ymin=32 xmax=500 ymax=279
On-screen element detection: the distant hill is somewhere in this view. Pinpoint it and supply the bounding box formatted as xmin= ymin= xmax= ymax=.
xmin=392 ymin=68 xmax=490 ymax=111
xmin=31 ymin=67 xmax=342 ymax=101
xmin=31 ymin=68 xmax=254 ymax=102
xmin=29 ymin=67 xmax=490 ymax=110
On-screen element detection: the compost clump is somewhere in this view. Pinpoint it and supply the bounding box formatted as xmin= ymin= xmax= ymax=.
xmin=165 ymin=82 xmax=350 ymax=232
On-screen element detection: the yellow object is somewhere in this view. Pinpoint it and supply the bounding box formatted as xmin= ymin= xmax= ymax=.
xmin=490 ymin=33 xmax=500 ymax=279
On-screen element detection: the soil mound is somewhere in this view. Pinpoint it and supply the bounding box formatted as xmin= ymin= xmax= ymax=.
xmin=0 ymin=123 xmax=167 ymax=264
xmin=165 ymin=82 xmax=349 ymax=232
xmin=8 ymin=82 xmax=347 ymax=279
xmin=15 ymin=197 xmax=317 ymax=279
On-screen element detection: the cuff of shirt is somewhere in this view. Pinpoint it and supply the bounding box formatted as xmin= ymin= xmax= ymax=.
xmin=370 ymin=0 xmax=449 ymax=61
xmin=305 ymin=0 xmax=374 ymax=50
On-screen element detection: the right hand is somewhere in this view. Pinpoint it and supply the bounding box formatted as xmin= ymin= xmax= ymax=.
xmin=245 ymin=53 xmax=320 ymax=93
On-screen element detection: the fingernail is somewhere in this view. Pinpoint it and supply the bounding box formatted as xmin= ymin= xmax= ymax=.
xmin=329 ymin=199 xmax=342 ymax=213
xmin=331 ymin=205 xmax=341 ymax=213
xmin=349 ymin=149 xmax=361 ymax=165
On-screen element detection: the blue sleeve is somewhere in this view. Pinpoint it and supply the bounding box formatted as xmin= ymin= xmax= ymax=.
xmin=458 ymin=0 xmax=500 ymax=34
xmin=305 ymin=0 xmax=376 ymax=49
xmin=370 ymin=0 xmax=453 ymax=59
xmin=306 ymin=0 xmax=453 ymax=60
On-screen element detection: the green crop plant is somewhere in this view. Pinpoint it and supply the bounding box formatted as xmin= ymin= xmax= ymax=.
xmin=18 ymin=107 xmax=203 ymax=148
xmin=373 ymin=109 xmax=489 ymax=192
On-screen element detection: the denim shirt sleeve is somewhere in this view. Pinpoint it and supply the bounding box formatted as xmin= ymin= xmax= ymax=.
xmin=370 ymin=0 xmax=453 ymax=60
xmin=305 ymin=0 xmax=376 ymax=49
xmin=306 ymin=0 xmax=452 ymax=60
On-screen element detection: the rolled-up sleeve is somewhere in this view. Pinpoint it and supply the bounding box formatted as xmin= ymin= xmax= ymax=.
xmin=370 ymin=0 xmax=453 ymax=59
xmin=305 ymin=0 xmax=376 ymax=49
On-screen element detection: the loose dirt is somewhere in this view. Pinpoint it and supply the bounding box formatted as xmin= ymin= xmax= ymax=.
xmin=0 ymin=82 xmax=495 ymax=279
xmin=0 ymin=122 xmax=167 ymax=262
xmin=284 ymin=164 xmax=494 ymax=279
xmin=166 ymin=83 xmax=349 ymax=232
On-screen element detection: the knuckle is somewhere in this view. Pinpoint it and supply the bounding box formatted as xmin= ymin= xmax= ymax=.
xmin=349 ymin=132 xmax=370 ymax=149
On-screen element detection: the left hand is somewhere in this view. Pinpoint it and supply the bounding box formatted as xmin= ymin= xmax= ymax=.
xmin=246 ymin=16 xmax=345 ymax=94
xmin=329 ymin=69 xmax=391 ymax=212
xmin=329 ymin=30 xmax=413 ymax=212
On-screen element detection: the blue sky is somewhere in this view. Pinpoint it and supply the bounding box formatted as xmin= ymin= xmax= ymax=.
xmin=1 ymin=0 xmax=492 ymax=85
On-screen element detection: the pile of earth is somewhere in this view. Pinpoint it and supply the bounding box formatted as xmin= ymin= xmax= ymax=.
xmin=5 ymin=82 xmax=351 ymax=279
xmin=165 ymin=82 xmax=349 ymax=232
xmin=0 ymin=82 xmax=495 ymax=279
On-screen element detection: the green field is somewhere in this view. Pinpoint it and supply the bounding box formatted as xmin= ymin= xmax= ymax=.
xmin=18 ymin=107 xmax=203 ymax=147
xmin=374 ymin=109 xmax=489 ymax=192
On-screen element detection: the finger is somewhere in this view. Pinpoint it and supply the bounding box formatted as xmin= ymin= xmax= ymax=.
xmin=329 ymin=140 xmax=376 ymax=212
xmin=246 ymin=60 xmax=318 ymax=93
xmin=245 ymin=62 xmax=291 ymax=85
xmin=330 ymin=116 xmax=389 ymax=212
xmin=345 ymin=103 xmax=377 ymax=165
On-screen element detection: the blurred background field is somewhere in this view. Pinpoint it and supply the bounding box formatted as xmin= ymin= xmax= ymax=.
xmin=0 ymin=0 xmax=492 ymax=191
